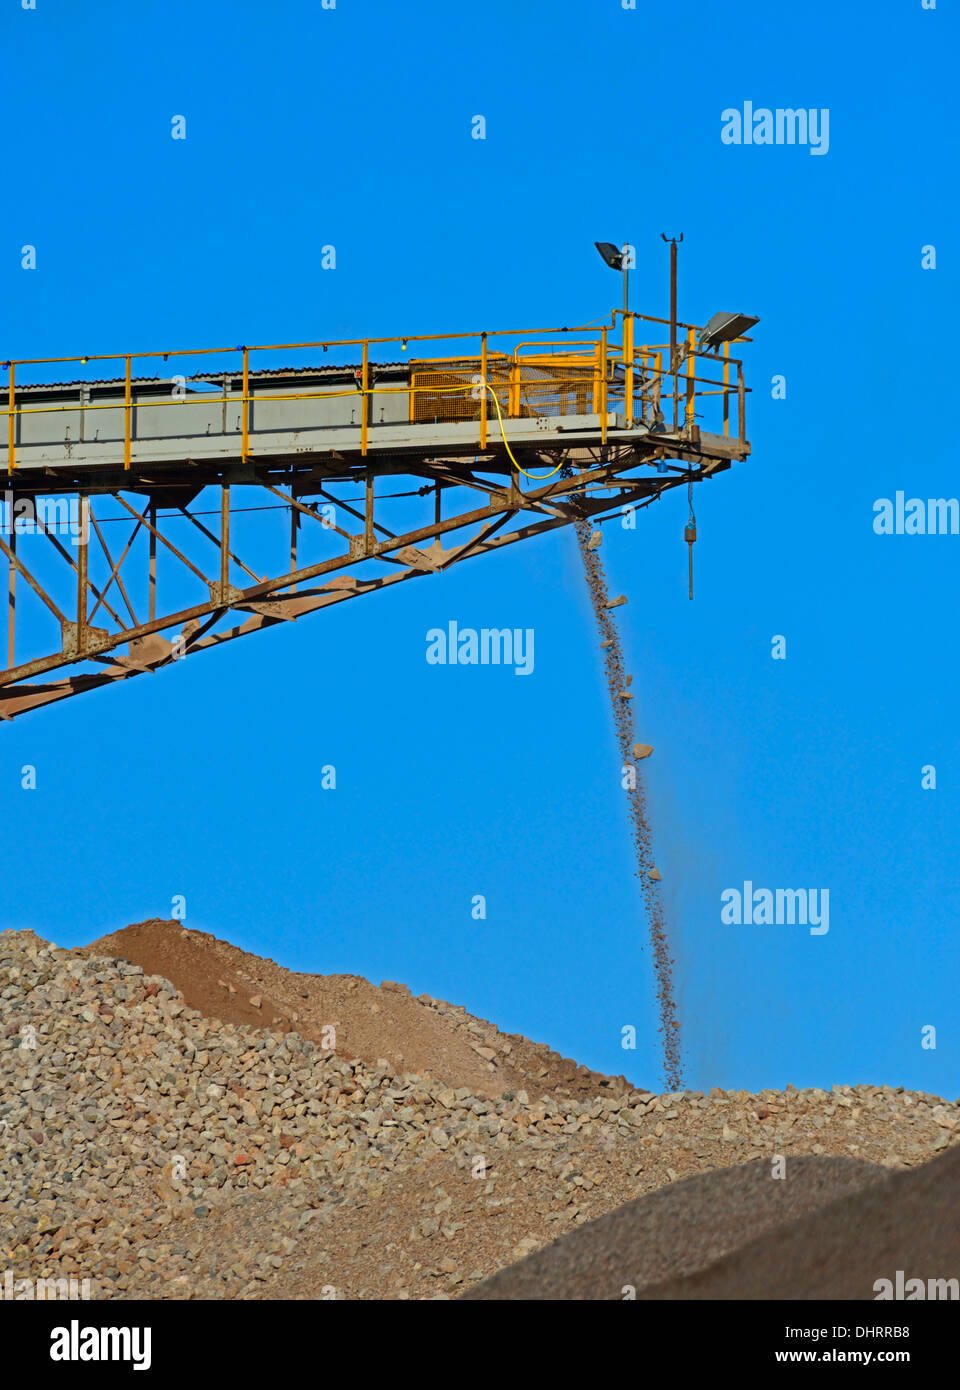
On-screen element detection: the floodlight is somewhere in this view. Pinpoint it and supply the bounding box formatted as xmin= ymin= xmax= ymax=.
xmin=699 ymin=311 xmax=760 ymax=351
xmin=595 ymin=241 xmax=625 ymax=271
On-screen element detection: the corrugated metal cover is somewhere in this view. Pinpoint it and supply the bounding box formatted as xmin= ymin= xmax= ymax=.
xmin=5 ymin=362 xmax=411 ymax=392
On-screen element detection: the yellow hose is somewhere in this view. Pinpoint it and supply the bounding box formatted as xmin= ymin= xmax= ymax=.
xmin=482 ymin=383 xmax=563 ymax=482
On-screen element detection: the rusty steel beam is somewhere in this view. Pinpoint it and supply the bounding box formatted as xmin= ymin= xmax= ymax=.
xmin=0 ymin=438 xmax=730 ymax=721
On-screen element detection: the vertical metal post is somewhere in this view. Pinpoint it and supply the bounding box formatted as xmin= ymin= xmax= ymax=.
xmin=738 ymin=361 xmax=746 ymax=442
xmin=77 ymin=495 xmax=88 ymax=652
xmin=241 ymin=348 xmax=250 ymax=460
xmin=479 ymin=333 xmax=488 ymax=450
xmin=685 ymin=327 xmax=696 ymax=431
xmin=123 ymin=354 xmax=132 ymax=469
xmin=661 ymin=233 xmax=682 ymax=426
xmin=364 ymin=466 xmax=374 ymax=553
xmin=289 ymin=477 xmax=298 ymax=593
xmin=7 ymin=515 xmax=14 ymax=669
xmin=220 ymin=482 xmax=230 ymax=599
xmin=148 ymin=500 xmax=156 ymax=622
xmin=723 ymin=342 xmax=730 ymax=437
xmin=671 ymin=242 xmax=679 ymax=428
xmin=669 ymin=240 xmax=678 ymax=370
xmin=600 ymin=326 xmax=608 ymax=445
xmin=7 ymin=361 xmax=15 ymax=474
xmin=360 ymin=340 xmax=369 ymax=457
xmin=624 ymin=314 xmax=634 ymax=425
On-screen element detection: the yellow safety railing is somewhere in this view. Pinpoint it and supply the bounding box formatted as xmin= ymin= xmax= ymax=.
xmin=1 ymin=310 xmax=750 ymax=475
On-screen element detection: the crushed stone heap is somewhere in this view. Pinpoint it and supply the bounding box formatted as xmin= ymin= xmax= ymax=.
xmin=1 ymin=929 xmax=956 ymax=1300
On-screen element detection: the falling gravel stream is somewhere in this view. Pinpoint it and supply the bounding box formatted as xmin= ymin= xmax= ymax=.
xmin=571 ymin=507 xmax=683 ymax=1090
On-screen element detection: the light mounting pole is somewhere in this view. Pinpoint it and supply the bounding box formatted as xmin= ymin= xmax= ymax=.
xmin=594 ymin=241 xmax=630 ymax=318
xmin=660 ymin=232 xmax=683 ymax=373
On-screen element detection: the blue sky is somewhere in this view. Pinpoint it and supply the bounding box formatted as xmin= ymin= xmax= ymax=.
xmin=3 ymin=0 xmax=957 ymax=1096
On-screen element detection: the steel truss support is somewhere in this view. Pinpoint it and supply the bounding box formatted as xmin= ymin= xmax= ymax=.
xmin=0 ymin=439 xmax=724 ymax=720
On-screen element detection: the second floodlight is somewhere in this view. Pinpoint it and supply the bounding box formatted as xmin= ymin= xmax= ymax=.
xmin=595 ymin=241 xmax=625 ymax=271
xmin=699 ymin=311 xmax=760 ymax=351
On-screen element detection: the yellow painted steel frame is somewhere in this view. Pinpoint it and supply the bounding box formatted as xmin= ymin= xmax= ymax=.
xmin=123 ymin=356 xmax=132 ymax=469
xmin=6 ymin=362 xmax=14 ymax=472
xmin=723 ymin=342 xmax=730 ymax=437
xmin=241 ymin=347 xmax=250 ymax=461
xmin=623 ymin=313 xmax=634 ymax=425
xmin=479 ymin=333 xmax=488 ymax=450
xmin=685 ymin=327 xmax=696 ymax=429
xmin=360 ymin=340 xmax=369 ymax=457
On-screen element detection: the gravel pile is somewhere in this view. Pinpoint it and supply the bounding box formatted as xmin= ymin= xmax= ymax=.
xmin=636 ymin=1144 xmax=960 ymax=1301
xmin=472 ymin=1145 xmax=960 ymax=1301
xmin=2 ymin=928 xmax=956 ymax=1300
xmin=464 ymin=1155 xmax=890 ymax=1299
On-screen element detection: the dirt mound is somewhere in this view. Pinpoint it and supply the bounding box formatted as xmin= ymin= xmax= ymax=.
xmin=464 ymin=1155 xmax=889 ymax=1299
xmin=81 ymin=920 xmax=633 ymax=1101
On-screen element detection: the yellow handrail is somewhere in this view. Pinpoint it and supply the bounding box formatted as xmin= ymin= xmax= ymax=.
xmin=1 ymin=312 xmax=748 ymax=476
xmin=1 ymin=368 xmax=740 ymax=421
xmin=1 ymin=308 xmax=727 ymax=374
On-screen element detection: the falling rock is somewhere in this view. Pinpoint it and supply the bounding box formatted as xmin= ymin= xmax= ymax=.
xmin=632 ymin=743 xmax=653 ymax=760
xmin=600 ymin=638 xmax=614 ymax=648
xmin=604 ymin=595 xmax=628 ymax=609
xmin=648 ymin=867 xmax=662 ymax=882
xmin=587 ymin=530 xmax=602 ymax=550
xmin=249 ymin=994 xmax=262 ymax=1009
xmin=617 ymin=691 xmax=634 ymax=700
